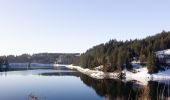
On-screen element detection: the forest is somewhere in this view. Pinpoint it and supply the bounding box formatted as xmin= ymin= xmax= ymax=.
xmin=73 ymin=31 xmax=170 ymax=73
xmin=0 ymin=57 xmax=9 ymax=71
xmin=0 ymin=53 xmax=79 ymax=64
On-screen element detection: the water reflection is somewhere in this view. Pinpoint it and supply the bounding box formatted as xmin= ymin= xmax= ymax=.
xmin=79 ymin=74 xmax=170 ymax=100
xmin=0 ymin=70 xmax=103 ymax=100
xmin=39 ymin=71 xmax=79 ymax=77
xmin=0 ymin=69 xmax=170 ymax=100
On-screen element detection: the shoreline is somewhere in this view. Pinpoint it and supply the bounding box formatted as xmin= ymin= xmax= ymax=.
xmin=66 ymin=65 xmax=120 ymax=79
xmin=66 ymin=65 xmax=170 ymax=85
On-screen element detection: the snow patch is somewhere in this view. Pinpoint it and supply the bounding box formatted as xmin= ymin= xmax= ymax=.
xmin=66 ymin=65 xmax=119 ymax=79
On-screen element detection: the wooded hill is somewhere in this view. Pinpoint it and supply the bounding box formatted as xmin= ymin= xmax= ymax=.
xmin=73 ymin=31 xmax=170 ymax=73
xmin=1 ymin=53 xmax=79 ymax=64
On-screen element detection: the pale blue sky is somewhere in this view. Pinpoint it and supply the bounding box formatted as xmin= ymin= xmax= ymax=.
xmin=0 ymin=0 xmax=170 ymax=55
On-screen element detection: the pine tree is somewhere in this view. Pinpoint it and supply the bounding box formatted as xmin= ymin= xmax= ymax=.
xmin=0 ymin=58 xmax=4 ymax=71
xmin=73 ymin=31 xmax=170 ymax=72
xmin=111 ymin=49 xmax=118 ymax=71
xmin=125 ymin=58 xmax=132 ymax=70
xmin=160 ymin=38 xmax=165 ymax=50
xmin=139 ymin=53 xmax=146 ymax=63
xmin=4 ymin=58 xmax=9 ymax=71
xmin=147 ymin=53 xmax=159 ymax=74
xmin=117 ymin=50 xmax=124 ymax=71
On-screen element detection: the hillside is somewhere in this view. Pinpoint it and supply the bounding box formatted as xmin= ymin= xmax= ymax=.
xmin=2 ymin=53 xmax=79 ymax=64
xmin=73 ymin=31 xmax=170 ymax=73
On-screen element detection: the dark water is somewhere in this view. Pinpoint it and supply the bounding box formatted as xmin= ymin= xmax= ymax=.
xmin=0 ymin=69 xmax=170 ymax=100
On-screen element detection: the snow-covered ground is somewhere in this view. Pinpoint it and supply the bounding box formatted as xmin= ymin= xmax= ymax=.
xmin=65 ymin=49 xmax=170 ymax=85
xmin=156 ymin=49 xmax=170 ymax=60
xmin=156 ymin=49 xmax=170 ymax=56
xmin=66 ymin=65 xmax=120 ymax=79
xmin=66 ymin=64 xmax=170 ymax=85
xmin=124 ymin=67 xmax=150 ymax=85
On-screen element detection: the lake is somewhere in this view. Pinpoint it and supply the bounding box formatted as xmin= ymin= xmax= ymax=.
xmin=0 ymin=68 xmax=170 ymax=100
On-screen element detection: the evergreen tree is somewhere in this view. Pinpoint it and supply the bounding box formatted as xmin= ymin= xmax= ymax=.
xmin=73 ymin=31 xmax=170 ymax=72
xmin=139 ymin=53 xmax=146 ymax=63
xmin=111 ymin=49 xmax=118 ymax=71
xmin=4 ymin=58 xmax=9 ymax=71
xmin=147 ymin=53 xmax=159 ymax=74
xmin=0 ymin=58 xmax=3 ymax=71
xmin=117 ymin=50 xmax=124 ymax=71
xmin=125 ymin=58 xmax=133 ymax=70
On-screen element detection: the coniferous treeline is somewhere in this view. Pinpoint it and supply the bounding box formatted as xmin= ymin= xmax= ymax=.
xmin=0 ymin=57 xmax=9 ymax=71
xmin=73 ymin=31 xmax=170 ymax=73
xmin=2 ymin=53 xmax=79 ymax=64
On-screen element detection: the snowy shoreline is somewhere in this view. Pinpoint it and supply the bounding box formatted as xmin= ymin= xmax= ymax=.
xmin=66 ymin=65 xmax=120 ymax=79
xmin=66 ymin=65 xmax=170 ymax=85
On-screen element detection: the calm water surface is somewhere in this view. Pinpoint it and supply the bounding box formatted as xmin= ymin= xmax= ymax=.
xmin=0 ymin=68 xmax=170 ymax=100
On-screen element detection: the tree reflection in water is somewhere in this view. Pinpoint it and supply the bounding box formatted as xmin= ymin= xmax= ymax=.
xmin=79 ymin=74 xmax=170 ymax=100
xmin=38 ymin=71 xmax=170 ymax=100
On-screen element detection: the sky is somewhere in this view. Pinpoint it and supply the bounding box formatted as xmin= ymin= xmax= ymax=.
xmin=0 ymin=0 xmax=170 ymax=55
